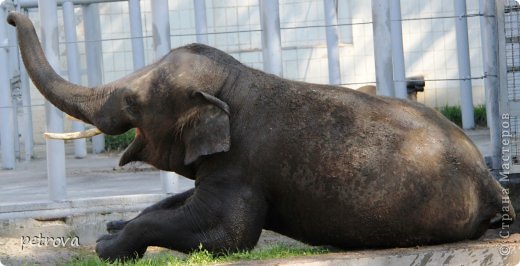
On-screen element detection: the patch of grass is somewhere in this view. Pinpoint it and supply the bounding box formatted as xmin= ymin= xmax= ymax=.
xmin=104 ymin=129 xmax=136 ymax=151
xmin=64 ymin=244 xmax=329 ymax=266
xmin=474 ymin=104 xmax=487 ymax=127
xmin=438 ymin=105 xmax=487 ymax=128
xmin=438 ymin=105 xmax=462 ymax=127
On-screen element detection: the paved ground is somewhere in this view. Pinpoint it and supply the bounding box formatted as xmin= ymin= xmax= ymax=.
xmin=0 ymin=151 xmax=194 ymax=205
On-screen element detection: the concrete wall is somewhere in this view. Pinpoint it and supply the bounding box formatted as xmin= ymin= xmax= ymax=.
xmin=22 ymin=0 xmax=486 ymax=144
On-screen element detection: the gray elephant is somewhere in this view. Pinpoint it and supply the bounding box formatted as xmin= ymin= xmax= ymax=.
xmin=8 ymin=12 xmax=514 ymax=262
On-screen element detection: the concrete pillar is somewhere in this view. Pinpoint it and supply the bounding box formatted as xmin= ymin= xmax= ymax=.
xmin=151 ymin=0 xmax=171 ymax=57
xmin=128 ymin=0 xmax=145 ymax=70
xmin=19 ymin=52 xmax=34 ymax=161
xmin=454 ymin=0 xmax=475 ymax=129
xmin=152 ymin=0 xmax=180 ymax=194
xmin=259 ymin=0 xmax=283 ymax=76
xmin=371 ymin=0 xmax=394 ymax=97
xmin=0 ymin=6 xmax=16 ymax=169
xmin=479 ymin=0 xmax=501 ymax=171
xmin=390 ymin=0 xmax=407 ymax=99
xmin=323 ymin=0 xmax=341 ymax=85
xmin=194 ymin=0 xmax=208 ymax=44
xmin=63 ymin=1 xmax=87 ymax=158
xmin=39 ymin=0 xmax=67 ymax=201
xmin=82 ymin=3 xmax=105 ymax=152
xmin=6 ymin=7 xmax=20 ymax=160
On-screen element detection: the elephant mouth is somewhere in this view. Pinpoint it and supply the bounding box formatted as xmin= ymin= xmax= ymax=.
xmin=119 ymin=128 xmax=145 ymax=167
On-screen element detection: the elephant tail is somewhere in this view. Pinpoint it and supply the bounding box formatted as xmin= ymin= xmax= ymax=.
xmin=488 ymin=180 xmax=516 ymax=229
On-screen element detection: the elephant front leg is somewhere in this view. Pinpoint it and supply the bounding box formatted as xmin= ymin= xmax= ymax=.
xmin=96 ymin=184 xmax=266 ymax=262
xmin=106 ymin=188 xmax=195 ymax=234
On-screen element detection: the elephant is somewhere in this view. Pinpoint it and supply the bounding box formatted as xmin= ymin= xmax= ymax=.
xmin=8 ymin=12 xmax=515 ymax=262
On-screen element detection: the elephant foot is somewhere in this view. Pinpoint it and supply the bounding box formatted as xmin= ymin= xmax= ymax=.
xmin=96 ymin=233 xmax=146 ymax=263
xmin=106 ymin=219 xmax=129 ymax=234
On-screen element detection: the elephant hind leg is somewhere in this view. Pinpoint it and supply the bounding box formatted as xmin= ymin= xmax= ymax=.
xmin=479 ymin=179 xmax=515 ymax=230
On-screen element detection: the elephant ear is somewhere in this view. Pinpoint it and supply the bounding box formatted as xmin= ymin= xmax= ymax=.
xmin=181 ymin=91 xmax=231 ymax=165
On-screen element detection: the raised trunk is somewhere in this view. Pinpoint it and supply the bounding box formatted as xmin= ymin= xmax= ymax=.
xmin=7 ymin=12 xmax=128 ymax=134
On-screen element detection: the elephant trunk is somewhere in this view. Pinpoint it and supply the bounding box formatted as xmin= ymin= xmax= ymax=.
xmin=7 ymin=12 xmax=129 ymax=134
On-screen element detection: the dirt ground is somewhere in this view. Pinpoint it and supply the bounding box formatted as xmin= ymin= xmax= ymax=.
xmin=1 ymin=229 xmax=519 ymax=265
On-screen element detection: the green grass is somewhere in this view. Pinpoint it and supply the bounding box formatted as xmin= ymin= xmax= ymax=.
xmin=104 ymin=129 xmax=136 ymax=151
xmin=438 ymin=104 xmax=487 ymax=128
xmin=474 ymin=104 xmax=487 ymax=127
xmin=64 ymin=244 xmax=329 ymax=266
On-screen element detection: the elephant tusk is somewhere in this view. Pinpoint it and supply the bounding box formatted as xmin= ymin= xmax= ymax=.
xmin=44 ymin=128 xmax=102 ymax=140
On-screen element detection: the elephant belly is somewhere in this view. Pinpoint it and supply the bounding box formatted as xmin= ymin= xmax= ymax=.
xmin=263 ymin=168 xmax=487 ymax=249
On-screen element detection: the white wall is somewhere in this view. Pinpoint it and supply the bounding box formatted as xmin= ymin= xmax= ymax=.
xmin=24 ymin=0 xmax=486 ymax=144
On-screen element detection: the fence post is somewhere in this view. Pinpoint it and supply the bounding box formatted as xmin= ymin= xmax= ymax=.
xmin=323 ymin=0 xmax=341 ymax=85
xmin=11 ymin=7 xmax=34 ymax=162
xmin=390 ymin=0 xmax=407 ymax=99
xmin=0 ymin=5 xmax=15 ymax=169
xmin=454 ymin=0 xmax=475 ymax=129
xmin=39 ymin=0 xmax=67 ymax=201
xmin=151 ymin=0 xmax=180 ymax=194
xmin=479 ymin=0 xmax=502 ymax=172
xmin=371 ymin=0 xmax=394 ymax=97
xmin=19 ymin=48 xmax=34 ymax=161
xmin=63 ymin=1 xmax=87 ymax=158
xmin=6 ymin=4 xmax=20 ymax=160
xmin=82 ymin=3 xmax=105 ymax=152
xmin=128 ymin=0 xmax=145 ymax=70
xmin=260 ymin=0 xmax=283 ymax=76
xmin=194 ymin=0 xmax=208 ymax=44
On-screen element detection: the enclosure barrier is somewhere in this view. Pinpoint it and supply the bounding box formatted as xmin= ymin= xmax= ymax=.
xmin=0 ymin=0 xmax=504 ymax=202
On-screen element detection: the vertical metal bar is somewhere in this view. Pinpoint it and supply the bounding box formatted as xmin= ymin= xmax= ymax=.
xmin=63 ymin=1 xmax=87 ymax=158
xmin=15 ymin=7 xmax=34 ymax=162
xmin=479 ymin=0 xmax=502 ymax=170
xmin=479 ymin=0 xmax=502 ymax=172
xmin=390 ymin=0 xmax=407 ymax=99
xmin=151 ymin=0 xmax=171 ymax=57
xmin=259 ymin=0 xmax=283 ymax=76
xmin=323 ymin=0 xmax=341 ymax=85
xmin=128 ymin=0 xmax=145 ymax=70
xmin=0 ymin=6 xmax=16 ymax=169
xmin=494 ymin=1 xmax=510 ymax=174
xmin=151 ymin=0 xmax=179 ymax=194
xmin=19 ymin=51 xmax=34 ymax=161
xmin=82 ymin=3 xmax=105 ymax=153
xmin=454 ymin=0 xmax=475 ymax=129
xmin=194 ymin=0 xmax=208 ymax=44
xmin=371 ymin=0 xmax=394 ymax=97
xmin=6 ymin=6 xmax=20 ymax=160
xmin=39 ymin=0 xmax=67 ymax=201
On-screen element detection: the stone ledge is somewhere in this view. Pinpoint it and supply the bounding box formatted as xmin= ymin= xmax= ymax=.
xmin=235 ymin=234 xmax=520 ymax=266
xmin=0 ymin=193 xmax=168 ymax=220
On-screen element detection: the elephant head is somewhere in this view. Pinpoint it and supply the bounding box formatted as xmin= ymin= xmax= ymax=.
xmin=7 ymin=12 xmax=236 ymax=178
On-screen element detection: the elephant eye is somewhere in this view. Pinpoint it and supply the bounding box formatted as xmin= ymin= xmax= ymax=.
xmin=124 ymin=95 xmax=140 ymax=115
